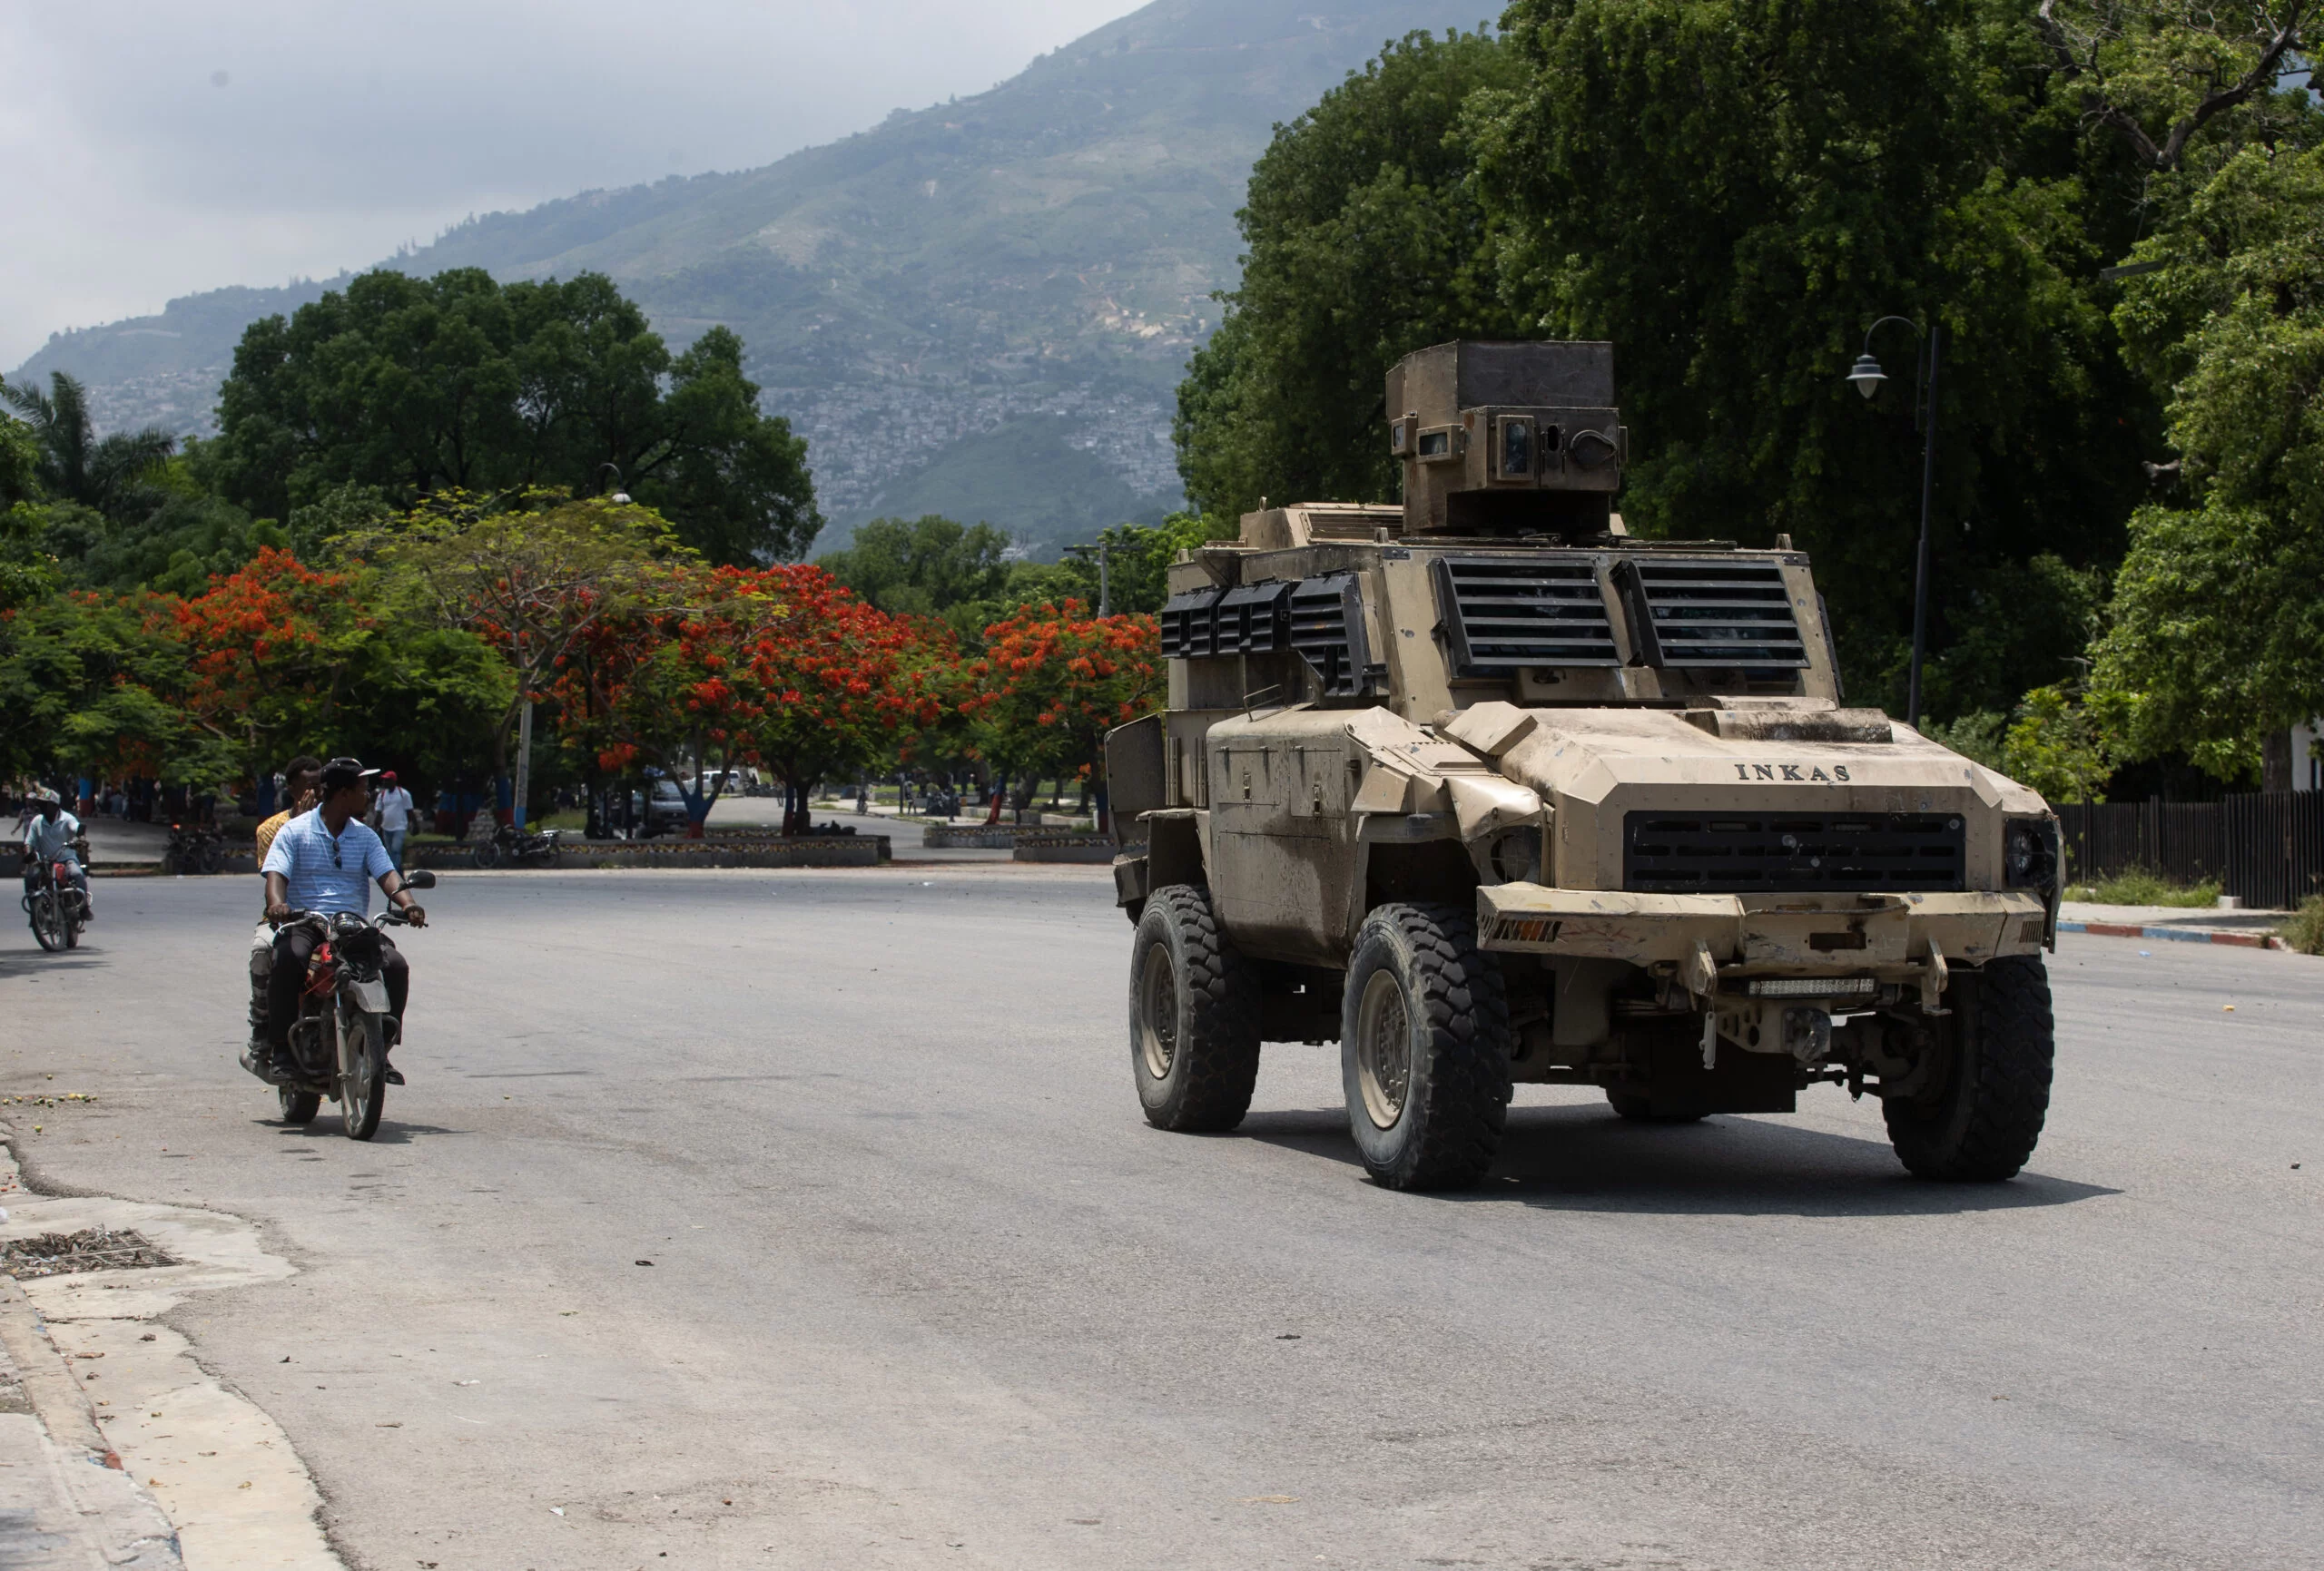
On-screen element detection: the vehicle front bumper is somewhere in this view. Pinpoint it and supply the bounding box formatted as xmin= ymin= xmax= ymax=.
xmin=1475 ymin=885 xmax=2050 ymax=973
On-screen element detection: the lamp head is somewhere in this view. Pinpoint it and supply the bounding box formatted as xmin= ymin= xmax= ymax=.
xmin=1846 ymin=353 xmax=1887 ymax=400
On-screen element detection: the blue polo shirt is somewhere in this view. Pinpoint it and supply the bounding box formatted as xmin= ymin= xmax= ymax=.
xmin=260 ymin=809 xmax=395 ymax=917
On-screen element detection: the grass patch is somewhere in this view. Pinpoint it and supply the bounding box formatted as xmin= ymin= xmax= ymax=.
xmin=2280 ymin=897 xmax=2324 ymax=956
xmin=2067 ymin=868 xmax=2223 ymax=907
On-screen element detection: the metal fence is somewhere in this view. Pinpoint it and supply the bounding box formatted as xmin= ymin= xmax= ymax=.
xmin=2056 ymin=792 xmax=2324 ymax=909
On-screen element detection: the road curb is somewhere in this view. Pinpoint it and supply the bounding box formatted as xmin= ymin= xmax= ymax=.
xmin=2059 ymin=918 xmax=2291 ymax=951
xmin=0 ymin=1133 xmax=343 ymax=1569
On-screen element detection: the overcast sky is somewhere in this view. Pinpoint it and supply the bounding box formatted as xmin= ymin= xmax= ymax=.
xmin=0 ymin=0 xmax=1145 ymax=368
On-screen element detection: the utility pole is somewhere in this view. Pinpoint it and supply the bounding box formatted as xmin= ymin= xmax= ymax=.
xmin=512 ymin=700 xmax=535 ymax=830
xmin=1063 ymin=539 xmax=1110 ymax=616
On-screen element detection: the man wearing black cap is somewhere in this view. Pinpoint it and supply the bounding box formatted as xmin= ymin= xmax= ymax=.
xmin=259 ymin=757 xmax=428 ymax=1083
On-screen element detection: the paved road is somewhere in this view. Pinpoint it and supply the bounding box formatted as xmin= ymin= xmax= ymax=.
xmin=2 ymin=869 xmax=2319 ymax=1570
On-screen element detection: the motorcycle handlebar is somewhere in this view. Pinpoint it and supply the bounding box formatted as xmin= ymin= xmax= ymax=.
xmin=270 ymin=908 xmax=420 ymax=931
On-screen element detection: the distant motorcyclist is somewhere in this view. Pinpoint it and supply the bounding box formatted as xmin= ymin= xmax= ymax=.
xmin=260 ymin=758 xmax=427 ymax=1085
xmin=241 ymin=756 xmax=321 ymax=1073
xmin=21 ymin=789 xmax=91 ymax=920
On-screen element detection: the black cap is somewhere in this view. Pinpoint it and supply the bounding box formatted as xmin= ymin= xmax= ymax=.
xmin=319 ymin=757 xmax=379 ymax=794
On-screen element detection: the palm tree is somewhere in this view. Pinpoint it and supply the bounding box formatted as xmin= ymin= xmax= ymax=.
xmin=0 ymin=371 xmax=176 ymax=519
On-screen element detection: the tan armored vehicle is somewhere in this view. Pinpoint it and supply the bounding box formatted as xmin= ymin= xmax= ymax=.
xmin=1107 ymin=339 xmax=2062 ymax=1191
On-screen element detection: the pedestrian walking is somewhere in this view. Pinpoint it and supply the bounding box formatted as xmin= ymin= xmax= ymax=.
xmin=370 ymin=770 xmax=416 ymax=872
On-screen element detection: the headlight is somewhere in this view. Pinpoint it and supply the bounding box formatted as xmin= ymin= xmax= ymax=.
xmin=1749 ymin=977 xmax=1876 ymax=997
xmin=2005 ymin=818 xmax=2060 ymax=889
xmin=1487 ymin=828 xmax=1541 ymax=884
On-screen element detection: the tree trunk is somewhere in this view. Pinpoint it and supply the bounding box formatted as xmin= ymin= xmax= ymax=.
xmin=2262 ymin=727 xmax=2293 ymax=794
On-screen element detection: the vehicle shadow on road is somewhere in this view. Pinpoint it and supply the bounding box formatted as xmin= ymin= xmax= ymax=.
xmin=0 ymin=950 xmax=108 ymax=977
xmin=1238 ymin=1106 xmax=2117 ymax=1217
xmin=262 ymin=1120 xmax=468 ymax=1145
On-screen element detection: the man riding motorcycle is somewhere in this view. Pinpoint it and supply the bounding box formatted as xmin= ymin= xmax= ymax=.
xmin=21 ymin=789 xmax=91 ymax=920
xmin=241 ymin=755 xmax=321 ymax=1067
xmin=259 ymin=758 xmax=427 ymax=1085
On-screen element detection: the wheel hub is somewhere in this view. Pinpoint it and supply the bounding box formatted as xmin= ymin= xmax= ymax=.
xmin=1138 ymin=944 xmax=1178 ymax=1079
xmin=1356 ymin=969 xmax=1412 ymax=1128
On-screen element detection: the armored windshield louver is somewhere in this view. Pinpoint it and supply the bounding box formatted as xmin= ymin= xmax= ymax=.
xmin=1159 ymin=586 xmax=1225 ymax=659
xmin=1215 ymin=581 xmax=1294 ymax=656
xmin=1287 ymin=574 xmax=1372 ymax=695
xmin=1429 ymin=556 xmax=1620 ymax=675
xmin=1613 ymin=559 xmax=1808 ymax=669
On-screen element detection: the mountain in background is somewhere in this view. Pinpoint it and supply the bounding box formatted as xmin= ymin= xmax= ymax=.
xmin=11 ymin=1 xmax=1483 ymax=555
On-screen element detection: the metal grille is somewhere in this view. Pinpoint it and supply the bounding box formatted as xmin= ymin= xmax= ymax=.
xmin=1623 ymin=812 xmax=1966 ymax=893
xmin=1430 ymin=556 xmax=1619 ymax=675
xmin=1613 ymin=559 xmax=1808 ymax=669
xmin=1159 ymin=587 xmax=1223 ymax=659
xmin=1287 ymin=574 xmax=1371 ymax=695
xmin=1215 ymin=581 xmax=1293 ymax=655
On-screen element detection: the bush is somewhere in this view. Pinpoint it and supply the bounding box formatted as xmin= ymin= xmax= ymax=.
xmin=2068 ymin=868 xmax=2222 ymax=907
xmin=2280 ymin=898 xmax=2324 ymax=956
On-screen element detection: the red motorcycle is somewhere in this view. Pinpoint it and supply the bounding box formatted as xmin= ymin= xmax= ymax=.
xmin=269 ymin=869 xmax=435 ymax=1140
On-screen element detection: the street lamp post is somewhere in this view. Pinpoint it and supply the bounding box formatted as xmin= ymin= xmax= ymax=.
xmin=1846 ymin=316 xmax=1942 ymax=731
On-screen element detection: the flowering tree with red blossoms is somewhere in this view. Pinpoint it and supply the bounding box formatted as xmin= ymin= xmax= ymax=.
xmin=962 ymin=600 xmax=1162 ymax=822
xmin=163 ymin=547 xmax=378 ymax=781
xmin=550 ymin=563 xmax=940 ymax=834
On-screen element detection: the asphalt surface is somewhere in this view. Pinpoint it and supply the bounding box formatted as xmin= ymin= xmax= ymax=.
xmin=1 ymin=868 xmax=2318 ymax=1571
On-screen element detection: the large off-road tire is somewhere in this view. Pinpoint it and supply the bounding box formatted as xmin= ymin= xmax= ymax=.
xmin=1605 ymin=1086 xmax=1703 ymax=1124
xmin=1128 ymin=885 xmax=1262 ymax=1133
xmin=339 ymin=1007 xmax=388 ymax=1142
xmin=1340 ymin=903 xmax=1512 ymax=1192
xmin=279 ymin=1086 xmax=320 ymax=1125
xmin=1883 ymin=955 xmax=2053 ymax=1181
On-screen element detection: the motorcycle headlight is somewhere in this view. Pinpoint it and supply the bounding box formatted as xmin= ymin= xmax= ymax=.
xmin=2004 ymin=818 xmax=2060 ymax=889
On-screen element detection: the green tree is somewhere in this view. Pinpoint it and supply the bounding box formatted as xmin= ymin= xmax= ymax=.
xmin=0 ymin=399 xmax=40 ymax=507
xmin=815 ymin=515 xmax=1013 ymax=615
xmin=1175 ymin=30 xmax=1527 ymax=521
xmin=0 ymin=371 xmax=177 ymax=520
xmin=1465 ymin=0 xmax=2157 ymax=710
xmin=342 ymin=490 xmax=690 ymax=775
xmin=2003 ymin=683 xmax=2119 ymax=804
xmin=213 ymin=270 xmax=822 ymax=565
xmin=2090 ymin=117 xmax=2322 ymax=779
xmin=0 ymin=590 xmax=197 ymax=786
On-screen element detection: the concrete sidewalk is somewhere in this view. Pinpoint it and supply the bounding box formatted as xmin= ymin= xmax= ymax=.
xmin=0 ymin=1140 xmax=337 ymax=1571
xmin=0 ymin=1250 xmax=184 ymax=1568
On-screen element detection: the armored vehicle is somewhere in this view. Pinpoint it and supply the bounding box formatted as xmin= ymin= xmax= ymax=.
xmin=1106 ymin=339 xmax=2062 ymax=1191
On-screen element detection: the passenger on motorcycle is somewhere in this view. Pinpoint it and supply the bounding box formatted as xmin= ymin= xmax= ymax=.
xmin=260 ymin=758 xmax=428 ymax=1084
xmin=20 ymin=790 xmax=91 ymax=919
xmin=243 ymin=755 xmax=321 ymax=1059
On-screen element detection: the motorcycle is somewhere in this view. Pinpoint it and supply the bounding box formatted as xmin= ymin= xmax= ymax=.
xmin=266 ymin=869 xmax=436 ymax=1140
xmin=472 ymin=822 xmax=561 ymax=869
xmin=22 ymin=846 xmax=91 ymax=951
xmin=162 ymin=822 xmax=225 ymax=875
